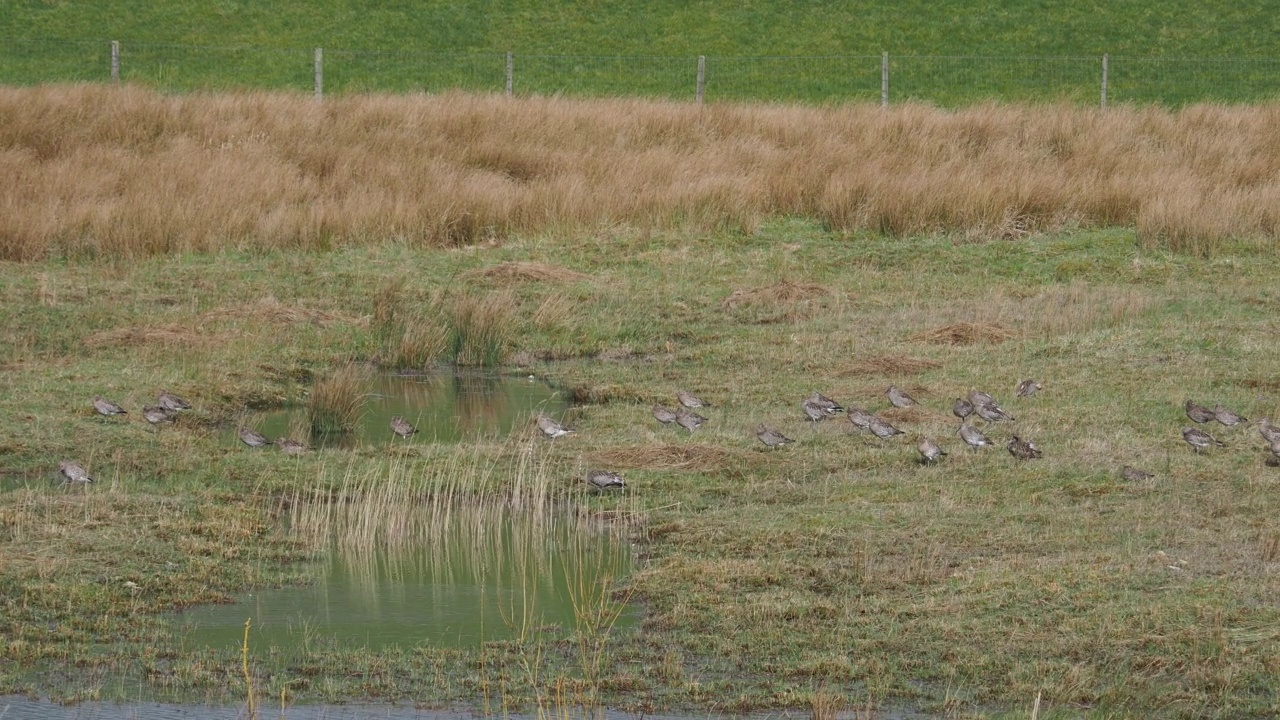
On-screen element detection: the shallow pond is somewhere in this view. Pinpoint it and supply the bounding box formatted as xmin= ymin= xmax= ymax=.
xmin=174 ymin=507 xmax=635 ymax=653
xmin=233 ymin=371 xmax=569 ymax=449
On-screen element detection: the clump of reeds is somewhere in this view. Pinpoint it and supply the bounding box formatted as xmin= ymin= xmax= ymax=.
xmin=307 ymin=363 xmax=370 ymax=435
xmin=449 ymin=291 xmax=518 ymax=367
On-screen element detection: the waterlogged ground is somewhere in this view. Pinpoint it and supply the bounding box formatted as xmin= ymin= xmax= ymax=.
xmin=175 ymin=509 xmax=635 ymax=651
xmin=5 ymin=223 xmax=1280 ymax=717
xmin=232 ymin=372 xmax=569 ymax=449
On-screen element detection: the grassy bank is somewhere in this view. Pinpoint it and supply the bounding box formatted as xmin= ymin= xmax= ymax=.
xmin=3 ymin=215 xmax=1280 ymax=715
xmin=2 ymin=86 xmax=1279 ymax=263
xmin=2 ymin=1 xmax=1277 ymax=104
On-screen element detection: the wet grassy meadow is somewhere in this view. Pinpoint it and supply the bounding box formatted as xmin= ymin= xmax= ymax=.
xmin=3 ymin=87 xmax=1280 ymax=717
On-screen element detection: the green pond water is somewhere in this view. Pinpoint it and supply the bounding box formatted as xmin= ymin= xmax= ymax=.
xmin=174 ymin=508 xmax=636 ymax=652
xmin=235 ymin=371 xmax=570 ymax=449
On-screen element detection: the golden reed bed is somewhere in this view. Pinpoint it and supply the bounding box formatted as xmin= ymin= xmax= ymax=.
xmin=1 ymin=84 xmax=1277 ymax=259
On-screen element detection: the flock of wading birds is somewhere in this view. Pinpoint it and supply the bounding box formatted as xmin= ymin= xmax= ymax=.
xmin=540 ymin=382 xmax=1280 ymax=491
xmin=55 ymin=384 xmax=1280 ymax=490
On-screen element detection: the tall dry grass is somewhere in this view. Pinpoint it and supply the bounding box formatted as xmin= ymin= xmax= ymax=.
xmin=1 ymin=85 xmax=1278 ymax=259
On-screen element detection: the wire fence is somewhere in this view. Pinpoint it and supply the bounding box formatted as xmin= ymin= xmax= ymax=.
xmin=2 ymin=38 xmax=1278 ymax=106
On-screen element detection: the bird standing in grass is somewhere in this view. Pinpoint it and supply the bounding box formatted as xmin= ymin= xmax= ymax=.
xmin=1213 ymin=405 xmax=1247 ymax=427
xmin=1259 ymin=418 xmax=1280 ymax=445
xmin=952 ymin=397 xmax=974 ymax=422
xmin=756 ymin=424 xmax=794 ymax=448
xmin=586 ymin=470 xmax=626 ymax=491
xmin=277 ymin=437 xmax=309 ymax=455
xmin=1185 ymin=400 xmax=1215 ymax=424
xmin=93 ymin=396 xmax=127 ymax=418
xmin=677 ymin=391 xmax=710 ymax=409
xmin=801 ymin=399 xmax=829 ymax=422
xmin=652 ymin=404 xmax=678 ymax=425
xmin=158 ymin=390 xmax=191 ymax=412
xmin=958 ymin=424 xmax=990 ymax=450
xmin=846 ymin=406 xmax=876 ymax=430
xmin=807 ymin=392 xmax=844 ymax=414
xmin=1182 ymin=426 xmax=1223 ymax=454
xmin=968 ymin=390 xmax=997 ymax=407
xmin=1121 ymin=465 xmax=1154 ymax=482
xmin=675 ymin=409 xmax=707 ymax=431
xmin=142 ymin=405 xmax=173 ymax=429
xmin=974 ymin=401 xmax=1015 ymax=423
xmin=1006 ymin=435 xmax=1043 ymax=460
xmin=390 ymin=416 xmax=417 ymax=438
xmin=238 ymin=426 xmax=271 ymax=448
xmin=536 ymin=414 xmax=575 ymax=439
xmin=886 ymin=385 xmax=916 ymax=408
xmin=917 ymin=437 xmax=946 ymax=464
xmin=868 ymin=416 xmax=904 ymax=439
xmin=1016 ymin=379 xmax=1042 ymax=397
xmin=57 ymin=460 xmax=93 ymax=487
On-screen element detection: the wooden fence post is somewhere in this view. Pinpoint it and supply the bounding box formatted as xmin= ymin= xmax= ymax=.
xmin=881 ymin=52 xmax=889 ymax=107
xmin=314 ymin=48 xmax=323 ymax=99
xmin=696 ymin=55 xmax=706 ymax=104
xmin=110 ymin=41 xmax=119 ymax=83
xmin=505 ymin=52 xmax=513 ymax=97
xmin=1100 ymin=53 xmax=1109 ymax=109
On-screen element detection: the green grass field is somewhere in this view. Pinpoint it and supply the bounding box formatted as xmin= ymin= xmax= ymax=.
xmin=4 ymin=222 xmax=1280 ymax=717
xmin=2 ymin=1 xmax=1278 ymax=103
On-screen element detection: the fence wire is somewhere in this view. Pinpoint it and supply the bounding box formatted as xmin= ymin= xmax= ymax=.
xmin=2 ymin=39 xmax=1278 ymax=106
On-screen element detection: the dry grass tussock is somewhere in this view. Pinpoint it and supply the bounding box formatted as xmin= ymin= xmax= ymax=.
xmin=912 ymin=322 xmax=1015 ymax=346
xmin=591 ymin=444 xmax=739 ymax=472
xmin=84 ymin=324 xmax=221 ymax=348
xmin=201 ymin=295 xmax=359 ymax=326
xmin=721 ymin=281 xmax=830 ymax=308
xmin=464 ymin=261 xmax=591 ymax=283
xmin=2 ymin=86 xmax=1278 ymax=259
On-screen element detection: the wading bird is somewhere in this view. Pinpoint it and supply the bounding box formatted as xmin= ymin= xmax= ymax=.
xmin=807 ymin=392 xmax=844 ymax=414
xmin=801 ymin=399 xmax=829 ymax=422
xmin=1213 ymin=405 xmax=1247 ymax=427
xmin=1185 ymin=400 xmax=1215 ymax=424
xmin=238 ymin=426 xmax=271 ymax=448
xmin=1016 ymin=379 xmax=1042 ymax=397
xmin=390 ymin=416 xmax=417 ymax=438
xmin=974 ymin=401 xmax=1015 ymax=422
xmin=1182 ymin=426 xmax=1223 ymax=454
xmin=756 ymin=424 xmax=794 ymax=448
xmin=536 ymin=414 xmax=575 ymax=439
xmin=1006 ymin=435 xmax=1042 ymax=460
xmin=958 ymin=423 xmax=990 ymax=450
xmin=57 ymin=460 xmax=93 ymax=487
xmin=142 ymin=405 xmax=173 ymax=429
xmin=652 ymin=404 xmax=679 ymax=425
xmin=1259 ymin=418 xmax=1280 ymax=445
xmin=677 ymin=390 xmax=710 ymax=409
xmin=846 ymin=406 xmax=876 ymax=430
xmin=675 ymin=409 xmax=707 ymax=432
xmin=952 ymin=397 xmax=974 ymax=422
xmin=1121 ymin=465 xmax=1154 ymax=482
xmin=917 ymin=437 xmax=947 ymax=464
xmin=92 ymin=396 xmax=127 ymax=418
xmin=868 ymin=416 xmax=904 ymax=439
xmin=277 ymin=437 xmax=309 ymax=455
xmin=886 ymin=385 xmax=917 ymax=408
xmin=586 ymin=470 xmax=626 ymax=491
xmin=158 ymin=390 xmax=192 ymax=412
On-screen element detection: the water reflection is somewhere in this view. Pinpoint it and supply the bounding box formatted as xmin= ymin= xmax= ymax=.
xmin=237 ymin=371 xmax=569 ymax=449
xmin=174 ymin=507 xmax=634 ymax=652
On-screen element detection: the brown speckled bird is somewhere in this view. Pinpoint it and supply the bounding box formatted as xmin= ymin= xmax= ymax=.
xmin=158 ymin=390 xmax=191 ymax=412
xmin=586 ymin=470 xmax=626 ymax=491
xmin=957 ymin=423 xmax=990 ymax=450
xmin=974 ymin=401 xmax=1015 ymax=423
xmin=1121 ymin=465 xmax=1154 ymax=482
xmin=807 ymin=392 xmax=844 ymax=414
xmin=1006 ymin=435 xmax=1042 ymax=460
xmin=968 ymin=390 xmax=997 ymax=407
xmin=57 ymin=460 xmax=94 ymax=486
xmin=537 ymin=414 xmax=575 ymax=439
xmin=93 ymin=396 xmax=127 ymax=418
xmin=677 ymin=391 xmax=710 ymax=409
xmin=675 ymin=409 xmax=707 ymax=432
xmin=1259 ymin=418 xmax=1280 ymax=445
xmin=917 ymin=437 xmax=947 ymax=464
xmin=1185 ymin=400 xmax=1215 ymax=424
xmin=652 ymin=404 xmax=679 ymax=425
xmin=1015 ymin=379 xmax=1042 ymax=398
xmin=801 ymin=399 xmax=828 ymax=422
xmin=886 ymin=385 xmax=916 ymax=408
xmin=952 ymin=397 xmax=974 ymax=422
xmin=390 ymin=416 xmax=417 ymax=438
xmin=1182 ymin=426 xmax=1223 ymax=454
xmin=868 ymin=416 xmax=904 ymax=439
xmin=847 ymin=406 xmax=876 ymax=430
xmin=756 ymin=424 xmax=794 ymax=448
xmin=1213 ymin=405 xmax=1247 ymax=427
xmin=277 ymin=437 xmax=310 ymax=455
xmin=238 ymin=426 xmax=271 ymax=448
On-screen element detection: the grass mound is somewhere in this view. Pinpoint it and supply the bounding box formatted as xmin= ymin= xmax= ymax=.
xmin=911 ymin=321 xmax=1014 ymax=346
xmin=84 ymin=324 xmax=218 ymax=348
xmin=202 ymin=296 xmax=358 ymax=327
xmin=465 ymin=261 xmax=591 ymax=283
xmin=591 ymin=443 xmax=739 ymax=471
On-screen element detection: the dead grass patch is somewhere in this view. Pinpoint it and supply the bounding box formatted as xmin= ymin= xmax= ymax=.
xmin=202 ymin=296 xmax=359 ymax=327
xmin=84 ymin=324 xmax=220 ymax=348
xmin=592 ymin=443 xmax=739 ymax=472
xmin=721 ymin=281 xmax=829 ymax=309
xmin=841 ymin=354 xmax=942 ymax=377
xmin=1019 ymin=283 xmax=1154 ymax=337
xmin=911 ymin=322 xmax=1015 ymax=346
xmin=464 ymin=261 xmax=591 ymax=283
xmin=567 ymin=384 xmax=646 ymax=404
